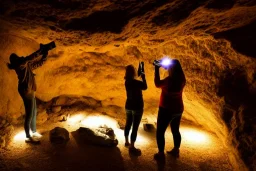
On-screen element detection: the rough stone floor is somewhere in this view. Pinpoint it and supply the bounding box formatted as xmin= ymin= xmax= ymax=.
xmin=0 ymin=119 xmax=232 ymax=171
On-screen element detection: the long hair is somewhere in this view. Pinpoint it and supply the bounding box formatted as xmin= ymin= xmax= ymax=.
xmin=124 ymin=65 xmax=136 ymax=80
xmin=168 ymin=59 xmax=186 ymax=90
xmin=7 ymin=53 xmax=19 ymax=70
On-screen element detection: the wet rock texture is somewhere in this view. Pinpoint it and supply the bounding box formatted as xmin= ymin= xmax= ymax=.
xmin=0 ymin=0 xmax=255 ymax=170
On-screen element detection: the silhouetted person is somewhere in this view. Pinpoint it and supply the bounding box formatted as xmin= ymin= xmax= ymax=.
xmin=124 ymin=64 xmax=147 ymax=155
xmin=7 ymin=47 xmax=48 ymax=143
xmin=153 ymin=59 xmax=186 ymax=160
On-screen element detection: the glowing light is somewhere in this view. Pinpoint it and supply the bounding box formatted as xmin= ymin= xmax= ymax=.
xmin=160 ymin=57 xmax=172 ymax=67
xmin=81 ymin=115 xmax=117 ymax=129
xmin=67 ymin=114 xmax=85 ymax=125
xmin=13 ymin=131 xmax=26 ymax=141
xmin=180 ymin=127 xmax=210 ymax=145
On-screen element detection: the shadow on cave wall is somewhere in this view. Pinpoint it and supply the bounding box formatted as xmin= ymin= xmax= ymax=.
xmin=217 ymin=68 xmax=256 ymax=169
xmin=214 ymin=20 xmax=256 ymax=58
xmin=62 ymin=10 xmax=129 ymax=33
xmin=61 ymin=0 xmax=168 ymax=33
xmin=205 ymin=0 xmax=235 ymax=10
xmin=152 ymin=0 xmax=208 ymax=26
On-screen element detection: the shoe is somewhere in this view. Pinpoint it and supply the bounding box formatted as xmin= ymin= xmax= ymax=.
xmin=129 ymin=147 xmax=141 ymax=156
xmin=125 ymin=142 xmax=130 ymax=147
xmin=25 ymin=137 xmax=40 ymax=144
xmin=167 ymin=148 xmax=179 ymax=157
xmin=32 ymin=132 xmax=42 ymax=138
xmin=154 ymin=152 xmax=165 ymax=161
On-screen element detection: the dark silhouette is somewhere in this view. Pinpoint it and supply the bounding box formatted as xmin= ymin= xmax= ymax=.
xmin=7 ymin=45 xmax=50 ymax=143
xmin=153 ymin=59 xmax=186 ymax=160
xmin=124 ymin=64 xmax=147 ymax=155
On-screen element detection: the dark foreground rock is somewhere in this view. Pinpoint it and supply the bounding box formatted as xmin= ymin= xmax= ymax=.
xmin=78 ymin=126 xmax=118 ymax=147
xmin=49 ymin=127 xmax=69 ymax=144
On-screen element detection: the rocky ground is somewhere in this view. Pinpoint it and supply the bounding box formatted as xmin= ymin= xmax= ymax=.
xmin=0 ymin=111 xmax=232 ymax=171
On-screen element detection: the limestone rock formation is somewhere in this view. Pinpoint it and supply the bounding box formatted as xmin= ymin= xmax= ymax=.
xmin=0 ymin=0 xmax=255 ymax=170
xmin=0 ymin=117 xmax=14 ymax=148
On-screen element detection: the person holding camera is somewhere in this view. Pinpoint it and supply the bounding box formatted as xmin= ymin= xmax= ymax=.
xmin=153 ymin=59 xmax=186 ymax=160
xmin=7 ymin=44 xmax=51 ymax=143
xmin=124 ymin=63 xmax=147 ymax=155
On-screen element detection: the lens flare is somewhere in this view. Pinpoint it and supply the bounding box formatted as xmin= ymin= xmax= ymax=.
xmin=160 ymin=57 xmax=172 ymax=67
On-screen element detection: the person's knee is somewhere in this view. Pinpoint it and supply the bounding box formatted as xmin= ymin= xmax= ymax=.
xmin=172 ymin=131 xmax=181 ymax=137
xmin=156 ymin=130 xmax=165 ymax=138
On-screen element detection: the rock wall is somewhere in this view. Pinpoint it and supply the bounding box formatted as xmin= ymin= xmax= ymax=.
xmin=0 ymin=0 xmax=255 ymax=170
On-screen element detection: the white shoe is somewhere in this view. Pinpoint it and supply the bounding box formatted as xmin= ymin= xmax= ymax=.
xmin=25 ymin=137 xmax=40 ymax=144
xmin=32 ymin=132 xmax=42 ymax=138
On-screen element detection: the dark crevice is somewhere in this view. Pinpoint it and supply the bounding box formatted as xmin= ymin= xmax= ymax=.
xmin=214 ymin=20 xmax=256 ymax=58
xmin=61 ymin=10 xmax=129 ymax=33
xmin=218 ymin=68 xmax=256 ymax=169
xmin=205 ymin=0 xmax=235 ymax=10
xmin=152 ymin=0 xmax=208 ymax=26
xmin=60 ymin=0 xmax=169 ymax=33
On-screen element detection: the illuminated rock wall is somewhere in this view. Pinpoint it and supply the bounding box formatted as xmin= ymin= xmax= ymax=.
xmin=0 ymin=0 xmax=255 ymax=170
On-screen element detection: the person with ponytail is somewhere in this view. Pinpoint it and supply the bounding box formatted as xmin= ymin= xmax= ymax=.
xmin=7 ymin=46 xmax=48 ymax=143
xmin=153 ymin=59 xmax=186 ymax=160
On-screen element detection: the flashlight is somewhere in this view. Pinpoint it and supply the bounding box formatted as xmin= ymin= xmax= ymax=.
xmin=153 ymin=57 xmax=172 ymax=69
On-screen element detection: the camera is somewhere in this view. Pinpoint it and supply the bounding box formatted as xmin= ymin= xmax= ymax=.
xmin=138 ymin=61 xmax=144 ymax=76
xmin=153 ymin=60 xmax=161 ymax=67
xmin=40 ymin=41 xmax=56 ymax=52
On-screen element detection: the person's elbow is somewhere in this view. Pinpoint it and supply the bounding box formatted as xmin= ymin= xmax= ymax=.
xmin=142 ymin=85 xmax=147 ymax=90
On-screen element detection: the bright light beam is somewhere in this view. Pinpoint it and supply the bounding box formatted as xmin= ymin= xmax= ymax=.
xmin=81 ymin=115 xmax=117 ymax=129
xmin=161 ymin=57 xmax=172 ymax=67
xmin=13 ymin=131 xmax=26 ymax=141
xmin=180 ymin=127 xmax=211 ymax=145
xmin=67 ymin=114 xmax=85 ymax=125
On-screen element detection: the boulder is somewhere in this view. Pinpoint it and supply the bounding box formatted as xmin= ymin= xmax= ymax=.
xmin=49 ymin=127 xmax=69 ymax=144
xmin=78 ymin=125 xmax=118 ymax=147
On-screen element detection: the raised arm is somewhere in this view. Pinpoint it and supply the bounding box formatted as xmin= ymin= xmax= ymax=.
xmin=140 ymin=74 xmax=147 ymax=90
xmin=25 ymin=48 xmax=44 ymax=63
xmin=154 ymin=66 xmax=165 ymax=88
xmin=30 ymin=52 xmax=48 ymax=70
